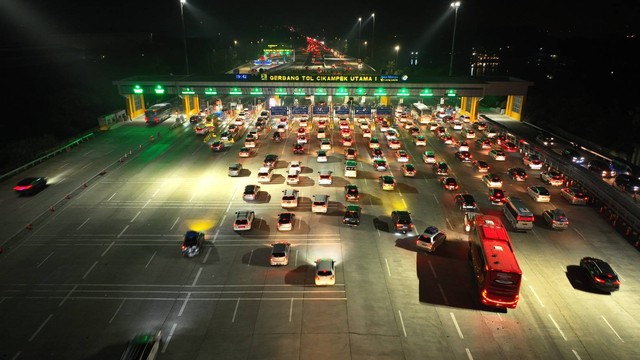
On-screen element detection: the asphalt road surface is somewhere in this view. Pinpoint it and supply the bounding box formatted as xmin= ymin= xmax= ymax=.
xmin=0 ymin=112 xmax=638 ymax=360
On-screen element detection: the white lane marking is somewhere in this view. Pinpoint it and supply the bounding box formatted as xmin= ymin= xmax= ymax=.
xmin=152 ymin=188 xmax=160 ymax=197
xmin=101 ymin=241 xmax=115 ymax=257
xmin=548 ymin=314 xmax=567 ymax=340
xmin=76 ymin=218 xmax=90 ymax=230
xmin=58 ymin=284 xmax=78 ymax=307
xmin=142 ymin=199 xmax=151 ymax=209
xmin=295 ymin=250 xmax=299 ymax=267
xmin=429 ymin=261 xmax=438 ymax=278
xmin=401 ymin=198 xmax=407 ymax=208
xmin=573 ymin=228 xmax=586 ymax=240
xmin=130 ymin=211 xmax=141 ymax=223
xmin=81 ymin=162 xmax=92 ymax=170
xmin=10 ymin=351 xmax=21 ymax=360
xmin=398 ymin=310 xmax=407 ymax=337
xmin=192 ymin=267 xmax=203 ymax=286
xmin=465 ymin=348 xmax=474 ymax=360
xmin=385 ymin=258 xmax=391 ymax=276
xmin=231 ymin=299 xmax=240 ymax=322
xmin=450 ymin=312 xmax=464 ymax=339
xmin=571 ymin=349 xmax=582 ymax=360
xmin=220 ymin=215 xmax=227 ymax=226
xmin=107 ymin=193 xmax=116 ymax=201
xmin=178 ymin=292 xmax=191 ymax=316
xmin=601 ymin=315 xmax=624 ymax=342
xmin=28 ymin=314 xmax=53 ymax=342
xmin=170 ymin=217 xmax=180 ymax=230
xmin=82 ymin=261 xmax=98 ymax=279
xmin=438 ymin=284 xmax=449 ymax=305
xmin=145 ymin=252 xmax=157 ymax=268
xmin=117 ymin=225 xmax=129 ymax=238
xmin=37 ymin=252 xmax=55 ymax=268
xmin=289 ymin=298 xmax=294 ymax=322
xmin=212 ymin=229 xmax=220 ymax=244
xmin=109 ymin=299 xmax=126 ymax=323
xmin=446 ymin=218 xmax=454 ymax=230
xmin=432 ymin=193 xmax=439 ymax=204
xmin=528 ymin=285 xmax=545 ymax=307
xmin=248 ymin=250 xmax=253 ymax=266
xmin=161 ymin=323 xmax=178 ymax=353
xmin=202 ymin=248 xmax=212 ymax=264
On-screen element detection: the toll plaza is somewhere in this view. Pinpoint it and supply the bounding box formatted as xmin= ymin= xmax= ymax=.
xmin=113 ymin=73 xmax=532 ymax=122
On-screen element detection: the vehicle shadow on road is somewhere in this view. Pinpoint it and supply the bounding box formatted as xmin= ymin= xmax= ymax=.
xmin=242 ymin=246 xmax=272 ymax=267
xmin=285 ymin=265 xmax=314 ymax=285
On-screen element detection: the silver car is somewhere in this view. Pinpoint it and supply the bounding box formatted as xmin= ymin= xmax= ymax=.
xmin=228 ymin=163 xmax=242 ymax=177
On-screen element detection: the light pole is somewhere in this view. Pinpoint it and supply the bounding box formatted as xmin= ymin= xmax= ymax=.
xmin=448 ymin=1 xmax=461 ymax=76
xmin=371 ymin=13 xmax=375 ymax=62
xmin=358 ymin=17 xmax=362 ymax=59
xmin=179 ymin=0 xmax=189 ymax=75
xmin=395 ymin=45 xmax=400 ymax=67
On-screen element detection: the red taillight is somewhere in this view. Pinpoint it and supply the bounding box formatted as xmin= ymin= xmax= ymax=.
xmin=593 ymin=276 xmax=606 ymax=284
xmin=14 ymin=185 xmax=33 ymax=191
xmin=181 ymin=245 xmax=187 ymax=251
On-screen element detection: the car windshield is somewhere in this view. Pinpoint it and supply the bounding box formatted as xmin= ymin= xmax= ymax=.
xmin=236 ymin=220 xmax=248 ymax=225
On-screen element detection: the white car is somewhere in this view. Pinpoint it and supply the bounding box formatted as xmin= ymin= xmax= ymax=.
xmin=451 ymin=120 xmax=463 ymax=130
xmin=299 ymin=119 xmax=308 ymax=128
xmin=315 ymin=258 xmax=336 ymax=286
xmin=317 ymin=129 xmax=327 ymax=139
xmin=276 ymin=214 xmax=295 ymax=232
xmin=244 ymin=139 xmax=256 ymax=148
xmin=320 ymin=138 xmax=332 ymax=150
xmin=362 ymin=129 xmax=372 ymax=138
xmin=422 ymin=151 xmax=436 ymax=164
xmin=288 ymin=161 xmax=302 ymax=172
xmin=523 ymin=154 xmax=543 ymax=170
xmin=482 ymin=174 xmax=503 ymax=188
xmin=297 ymin=135 xmax=308 ymax=144
xmin=317 ymin=150 xmax=328 ymax=162
xmin=233 ymin=211 xmax=255 ymax=231
xmin=458 ymin=142 xmax=470 ymax=152
xmin=270 ymin=242 xmax=291 ymax=265
xmin=540 ymin=171 xmax=564 ymax=186
xmin=527 ymin=186 xmax=551 ymax=202
xmin=489 ymin=149 xmax=506 ymax=161
xmin=318 ymin=170 xmax=333 ymax=185
xmin=388 ymin=139 xmax=402 ymax=150
xmin=415 ymin=136 xmax=427 ymax=146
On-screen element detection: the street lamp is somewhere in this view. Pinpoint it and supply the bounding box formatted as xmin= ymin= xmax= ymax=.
xmin=358 ymin=17 xmax=362 ymax=59
xmin=395 ymin=45 xmax=400 ymax=66
xmin=179 ymin=0 xmax=189 ymax=75
xmin=449 ymin=1 xmax=461 ymax=76
xmin=371 ymin=13 xmax=375 ymax=62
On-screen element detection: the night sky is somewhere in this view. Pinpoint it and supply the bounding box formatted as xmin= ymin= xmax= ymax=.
xmin=1 ymin=0 xmax=638 ymax=47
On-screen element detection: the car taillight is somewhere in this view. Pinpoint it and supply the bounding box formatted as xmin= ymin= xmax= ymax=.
xmin=594 ymin=276 xmax=606 ymax=284
xmin=14 ymin=185 xmax=33 ymax=191
xmin=181 ymin=245 xmax=187 ymax=251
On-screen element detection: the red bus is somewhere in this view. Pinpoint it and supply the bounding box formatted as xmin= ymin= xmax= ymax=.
xmin=469 ymin=214 xmax=522 ymax=309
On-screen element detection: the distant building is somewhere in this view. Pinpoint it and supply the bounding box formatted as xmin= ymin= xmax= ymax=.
xmin=470 ymin=48 xmax=499 ymax=76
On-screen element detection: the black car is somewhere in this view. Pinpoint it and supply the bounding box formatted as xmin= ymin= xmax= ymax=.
xmin=189 ymin=115 xmax=203 ymax=123
xmin=292 ymin=144 xmax=305 ymax=154
xmin=343 ymin=205 xmax=360 ymax=226
xmin=263 ymin=154 xmax=278 ymax=167
xmin=272 ymin=132 xmax=282 ymax=142
xmin=13 ymin=177 xmax=47 ymax=195
xmin=580 ymin=257 xmax=620 ymax=292
xmin=507 ymin=167 xmax=528 ymax=181
xmin=391 ymin=210 xmax=414 ymax=234
xmin=561 ymin=148 xmax=585 ymax=164
xmin=454 ymin=193 xmax=477 ymax=211
xmin=181 ymin=230 xmax=205 ymax=257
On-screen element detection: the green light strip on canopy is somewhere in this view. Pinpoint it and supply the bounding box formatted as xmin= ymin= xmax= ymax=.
xmin=335 ymin=87 xmax=349 ymax=96
xmin=181 ymin=87 xmax=196 ymax=95
xmin=446 ymin=89 xmax=457 ymax=97
xmin=250 ymin=87 xmax=264 ymax=95
xmin=275 ymin=87 xmax=287 ymax=95
xmin=420 ymin=88 xmax=433 ymax=97
xmin=314 ymin=87 xmax=327 ymax=96
xmin=133 ymin=85 xmax=143 ymax=94
xmin=204 ymin=88 xmax=217 ymax=95
xmin=355 ymin=87 xmax=366 ymax=95
xmin=397 ymin=88 xmax=410 ymax=97
xmin=293 ymin=88 xmax=305 ymax=96
xmin=229 ymin=87 xmax=242 ymax=95
xmin=373 ymin=87 xmax=387 ymax=96
xmin=154 ymin=85 xmax=165 ymax=95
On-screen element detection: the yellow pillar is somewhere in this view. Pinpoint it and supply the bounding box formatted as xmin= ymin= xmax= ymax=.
xmin=505 ymin=95 xmax=523 ymax=121
xmin=470 ymin=97 xmax=479 ymax=121
xmin=380 ymin=96 xmax=389 ymax=106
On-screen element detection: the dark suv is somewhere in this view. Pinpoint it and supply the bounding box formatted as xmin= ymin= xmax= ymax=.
xmin=181 ymin=230 xmax=205 ymax=257
xmin=580 ymin=257 xmax=620 ymax=292
xmin=455 ymin=194 xmax=477 ymax=211
xmin=343 ymin=205 xmax=361 ymax=226
xmin=391 ymin=211 xmax=414 ymax=234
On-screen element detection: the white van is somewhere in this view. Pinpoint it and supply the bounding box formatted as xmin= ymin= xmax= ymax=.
xmin=257 ymin=167 xmax=273 ymax=183
xmin=312 ymin=194 xmax=330 ymax=213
